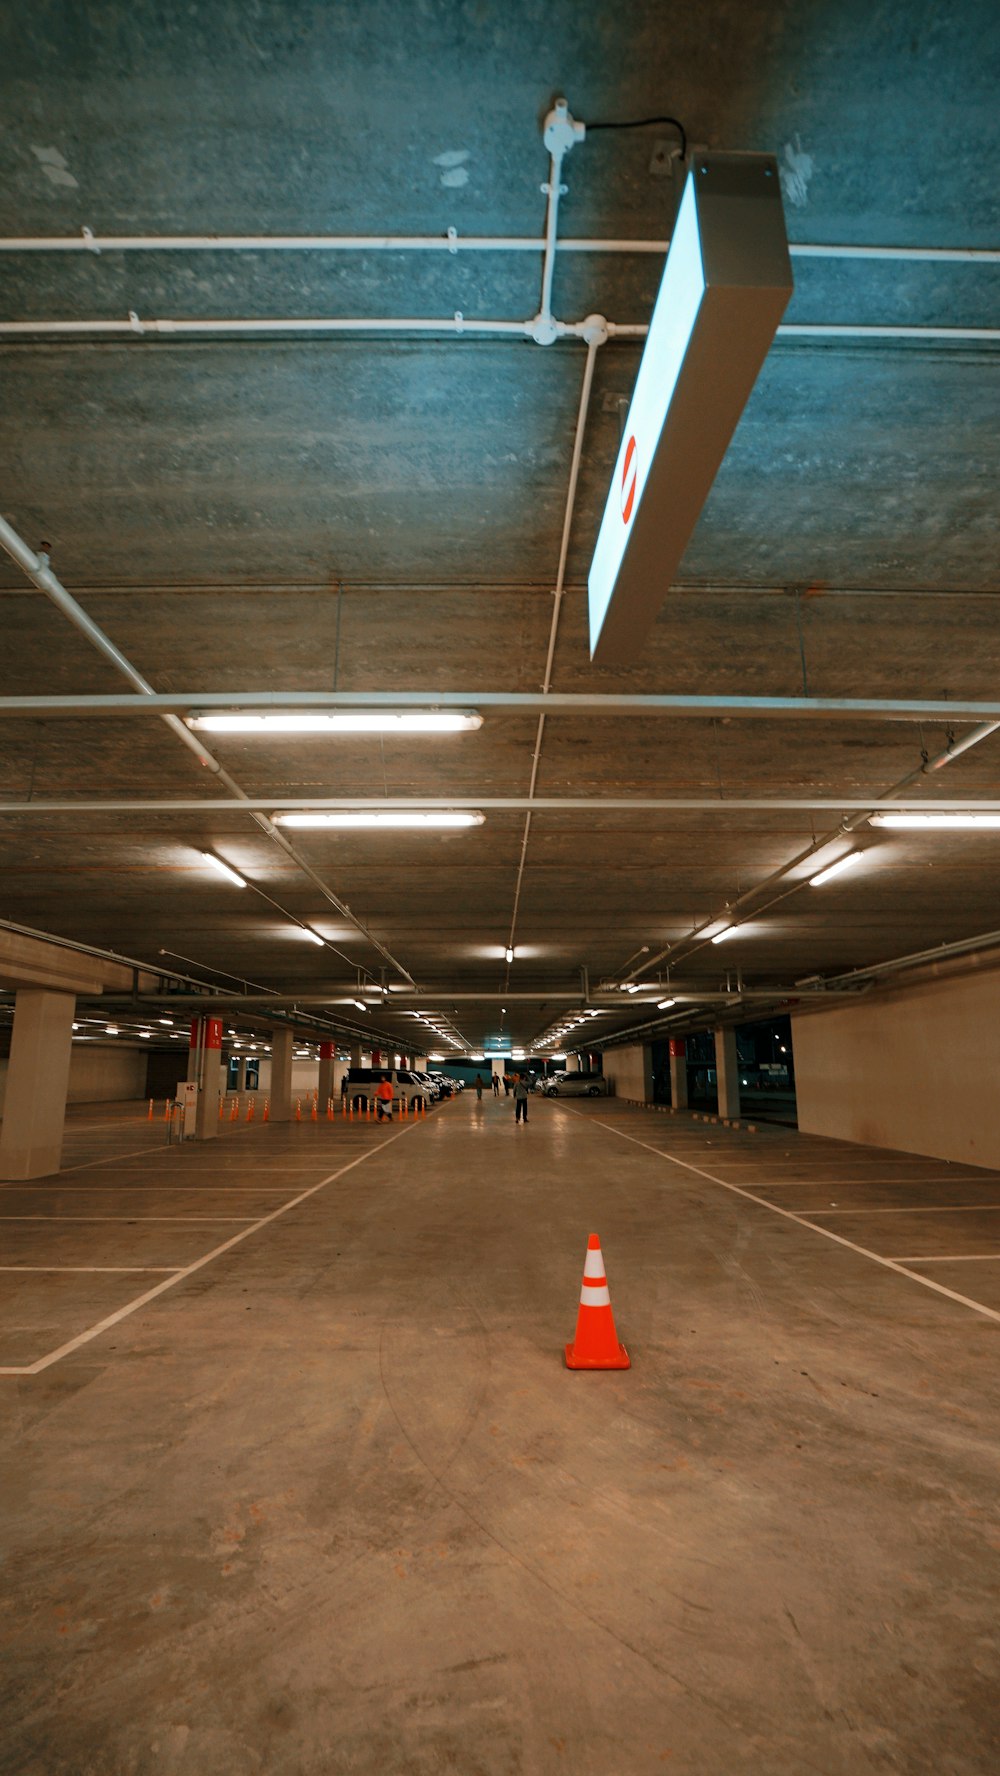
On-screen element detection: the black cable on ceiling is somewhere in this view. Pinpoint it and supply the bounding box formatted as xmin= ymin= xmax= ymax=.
xmin=585 ymin=115 xmax=687 ymax=161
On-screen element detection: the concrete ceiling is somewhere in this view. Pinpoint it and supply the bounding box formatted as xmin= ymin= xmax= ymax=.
xmin=1 ymin=0 xmax=998 ymax=1056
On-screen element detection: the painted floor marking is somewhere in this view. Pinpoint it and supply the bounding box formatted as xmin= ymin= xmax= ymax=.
xmin=577 ymin=1113 xmax=1000 ymax=1326
xmin=802 ymin=1203 xmax=1000 ymax=1216
xmin=891 ymin=1253 xmax=1000 ymax=1264
xmin=0 ymin=1265 xmax=181 ymax=1274
xmin=0 ymin=1124 xmax=414 ymax=1376
xmin=0 ymin=1214 xmax=256 ymax=1223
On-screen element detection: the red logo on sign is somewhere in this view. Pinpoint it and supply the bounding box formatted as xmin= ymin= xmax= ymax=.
xmin=620 ymin=434 xmax=637 ymax=524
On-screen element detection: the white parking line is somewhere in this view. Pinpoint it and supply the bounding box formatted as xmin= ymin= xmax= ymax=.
xmin=892 ymin=1253 xmax=1000 ymax=1264
xmin=0 ymin=1215 xmax=255 ymax=1223
xmin=0 ymin=1266 xmax=181 ymax=1273
xmin=803 ymin=1204 xmax=1000 ymax=1216
xmin=0 ymin=1125 xmax=414 ymax=1376
xmin=577 ymin=1112 xmax=1000 ymax=1326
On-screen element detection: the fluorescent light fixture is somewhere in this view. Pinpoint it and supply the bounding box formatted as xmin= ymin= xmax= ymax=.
xmin=810 ymin=852 xmax=864 ymax=887
xmin=105 ymin=1024 xmax=119 ymax=1035
xmin=504 ymin=946 xmax=515 ymax=964
xmin=658 ymin=998 xmax=676 ymax=1010
xmin=159 ymin=1018 xmax=173 ymax=1026
xmin=588 ymin=155 xmax=792 ymax=665
xmin=140 ymin=1031 xmax=151 ymax=1039
xmin=868 ymin=813 xmax=1000 ymax=830
xmin=189 ymin=709 xmax=482 ymax=734
xmin=293 ymin=926 xmax=325 ymax=945
xmin=273 ymin=811 xmax=484 ymax=829
xmin=711 ymin=926 xmax=737 ymax=945
xmin=353 ymin=1001 xmax=368 ymax=1012
xmin=200 ymin=850 xmax=248 ymax=887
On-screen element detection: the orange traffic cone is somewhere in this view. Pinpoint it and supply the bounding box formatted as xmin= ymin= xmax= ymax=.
xmin=311 ymin=1098 xmax=318 ymax=1122
xmin=230 ymin=1096 xmax=238 ymax=1121
xmin=295 ymin=1098 xmax=302 ymax=1123
xmin=564 ymin=1234 xmax=630 ymax=1371
xmin=163 ymin=1097 xmax=171 ymax=1121
xmin=326 ymin=1097 xmax=334 ymax=1122
xmin=366 ymin=1101 xmax=371 ymax=1122
xmin=247 ymin=1096 xmax=255 ymax=1122
xmin=341 ymin=1097 xmax=347 ymax=1118
xmin=147 ymin=1097 xmax=154 ymax=1121
xmin=263 ymin=1098 xmax=270 ymax=1123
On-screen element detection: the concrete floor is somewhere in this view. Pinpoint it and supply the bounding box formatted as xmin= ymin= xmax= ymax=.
xmin=1 ymin=1093 xmax=999 ymax=1775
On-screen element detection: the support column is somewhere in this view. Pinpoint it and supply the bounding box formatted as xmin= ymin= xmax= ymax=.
xmin=714 ymin=1027 xmax=741 ymax=1120
xmin=188 ymin=1016 xmax=222 ymax=1140
xmin=349 ymin=1043 xmax=362 ymax=1068
xmin=270 ymin=1027 xmax=295 ymax=1122
xmin=669 ymin=1038 xmax=688 ymax=1109
xmin=0 ymin=988 xmax=76 ymax=1180
xmin=317 ymin=1040 xmax=336 ymax=1110
xmin=565 ymin=1053 xmax=581 ymax=1072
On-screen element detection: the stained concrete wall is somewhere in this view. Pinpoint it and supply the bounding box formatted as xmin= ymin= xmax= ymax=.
xmin=792 ymin=967 xmax=1000 ymax=1170
xmin=0 ymin=1043 xmax=148 ymax=1116
xmin=602 ymin=1043 xmax=652 ymax=1103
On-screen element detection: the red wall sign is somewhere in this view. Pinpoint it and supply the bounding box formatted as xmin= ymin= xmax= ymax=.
xmin=190 ymin=1016 xmax=223 ymax=1050
xmin=669 ymin=1038 xmax=686 ymax=1058
xmin=319 ymin=1041 xmax=335 ymax=1060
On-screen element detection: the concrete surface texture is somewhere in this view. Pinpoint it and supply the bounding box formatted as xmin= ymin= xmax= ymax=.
xmin=2 ymin=1092 xmax=998 ymax=1774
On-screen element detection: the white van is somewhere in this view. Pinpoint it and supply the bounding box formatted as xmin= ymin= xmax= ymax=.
xmin=344 ymin=1067 xmax=430 ymax=1111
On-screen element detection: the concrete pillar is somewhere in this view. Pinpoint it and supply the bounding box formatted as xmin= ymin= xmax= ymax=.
xmin=414 ymin=1055 xmax=427 ymax=1069
xmin=317 ymin=1041 xmax=336 ymax=1110
xmin=565 ymin=1053 xmax=581 ymax=1072
xmin=0 ymin=988 xmax=76 ymax=1180
xmin=188 ymin=1016 xmax=222 ymax=1140
xmin=714 ymin=1027 xmax=741 ymax=1120
xmin=349 ymin=1042 xmax=362 ymax=1068
xmin=270 ymin=1027 xmax=295 ymax=1121
xmin=668 ymin=1038 xmax=688 ymax=1109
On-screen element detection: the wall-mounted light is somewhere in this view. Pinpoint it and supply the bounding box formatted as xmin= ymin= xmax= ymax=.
xmin=200 ymin=851 xmax=247 ymax=887
xmin=189 ymin=710 xmax=483 ymax=734
xmin=274 ymin=811 xmax=484 ymax=829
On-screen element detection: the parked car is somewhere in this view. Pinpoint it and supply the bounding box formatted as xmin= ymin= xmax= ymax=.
xmin=412 ymin=1071 xmax=443 ymax=1101
xmin=344 ymin=1067 xmax=430 ymax=1109
xmin=543 ymin=1071 xmax=608 ymax=1098
xmin=427 ymin=1072 xmax=458 ymax=1097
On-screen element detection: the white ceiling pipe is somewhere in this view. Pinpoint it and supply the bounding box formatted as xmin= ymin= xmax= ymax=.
xmin=0 ymin=512 xmax=415 ymax=983
xmin=3 ymin=314 xmax=997 ymax=343
xmin=5 ymin=691 xmax=1000 ymax=723
xmin=7 ymin=796 xmax=1000 ymax=814
xmin=0 ymin=233 xmax=996 ymax=263
xmin=505 ymin=335 xmax=602 ymax=963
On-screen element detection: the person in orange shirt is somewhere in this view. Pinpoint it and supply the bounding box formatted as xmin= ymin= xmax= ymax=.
xmin=375 ymin=1077 xmax=394 ymax=1121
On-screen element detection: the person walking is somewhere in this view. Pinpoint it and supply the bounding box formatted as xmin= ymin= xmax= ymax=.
xmin=475 ymin=1073 xmax=484 ymax=1101
xmin=503 ymin=1073 xmax=511 ymax=1096
xmin=374 ymin=1077 xmax=394 ymax=1122
xmin=491 ymin=1072 xmax=500 ymax=1096
xmin=513 ymin=1073 xmax=529 ymax=1125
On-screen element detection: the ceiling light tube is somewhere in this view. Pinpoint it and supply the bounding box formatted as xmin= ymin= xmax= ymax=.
xmin=188 ymin=709 xmax=483 ymax=734
xmin=353 ymin=1001 xmax=368 ymax=1012
xmin=200 ymin=850 xmax=248 ymax=887
xmin=710 ymin=925 xmax=737 ymax=944
xmin=657 ymin=998 xmax=676 ymax=1010
xmin=810 ymin=852 xmax=864 ymax=887
xmin=868 ymin=813 xmax=1000 ymax=829
xmin=504 ymin=946 xmax=515 ymax=963
xmin=274 ymin=810 xmax=484 ymax=829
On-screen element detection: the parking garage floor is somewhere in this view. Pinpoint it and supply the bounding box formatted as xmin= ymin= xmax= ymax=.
xmin=1 ymin=1094 xmax=998 ymax=1776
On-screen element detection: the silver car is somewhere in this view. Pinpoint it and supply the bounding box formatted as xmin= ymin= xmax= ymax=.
xmin=543 ymin=1071 xmax=608 ymax=1098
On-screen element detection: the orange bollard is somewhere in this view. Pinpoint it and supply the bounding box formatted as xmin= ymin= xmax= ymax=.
xmin=341 ymin=1096 xmax=347 ymax=1118
xmin=295 ymin=1098 xmax=302 ymax=1123
xmin=163 ymin=1097 xmax=171 ymax=1121
xmin=218 ymin=1095 xmax=224 ymax=1119
xmin=263 ymin=1097 xmax=270 ymax=1122
xmin=230 ymin=1095 xmax=239 ymax=1122
xmin=247 ymin=1096 xmax=256 ymax=1121
xmin=366 ymin=1100 xmax=371 ymax=1122
xmin=348 ymin=1098 xmax=354 ymax=1120
xmin=421 ymin=1098 xmax=427 ymax=1118
xmin=311 ymin=1098 xmax=318 ymax=1122
xmin=326 ymin=1097 xmax=334 ymax=1121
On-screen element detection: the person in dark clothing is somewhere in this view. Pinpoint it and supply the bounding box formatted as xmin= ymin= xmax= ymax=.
xmin=475 ymin=1074 xmax=484 ymax=1100
xmin=513 ymin=1073 xmax=529 ymax=1124
xmin=491 ymin=1072 xmax=500 ymax=1096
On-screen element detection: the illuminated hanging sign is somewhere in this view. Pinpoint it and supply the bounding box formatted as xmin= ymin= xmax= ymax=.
xmin=588 ymin=153 xmax=792 ymax=666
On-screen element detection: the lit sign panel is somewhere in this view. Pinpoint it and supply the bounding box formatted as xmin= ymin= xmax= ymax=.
xmin=588 ymin=154 xmax=792 ymax=665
